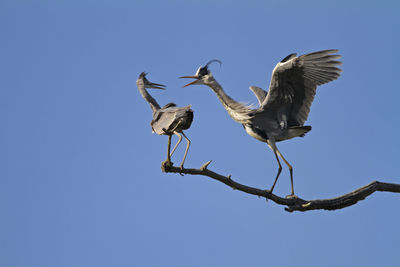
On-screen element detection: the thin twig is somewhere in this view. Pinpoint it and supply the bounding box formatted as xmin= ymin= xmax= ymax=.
xmin=161 ymin=161 xmax=400 ymax=212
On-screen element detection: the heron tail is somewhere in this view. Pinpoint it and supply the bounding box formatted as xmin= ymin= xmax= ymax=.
xmin=293 ymin=125 xmax=312 ymax=137
xmin=277 ymin=125 xmax=312 ymax=142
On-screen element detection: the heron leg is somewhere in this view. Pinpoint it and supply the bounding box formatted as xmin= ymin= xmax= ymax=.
xmin=267 ymin=140 xmax=282 ymax=194
xmin=275 ymin=149 xmax=295 ymax=197
xmin=268 ymin=139 xmax=295 ymax=197
xmin=170 ymin=132 xmax=183 ymax=157
xmin=167 ymin=134 xmax=172 ymax=163
xmin=179 ymin=132 xmax=191 ymax=169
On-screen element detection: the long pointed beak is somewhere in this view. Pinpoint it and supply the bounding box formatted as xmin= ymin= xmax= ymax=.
xmin=179 ymin=75 xmax=199 ymax=88
xmin=148 ymin=82 xmax=166 ymax=90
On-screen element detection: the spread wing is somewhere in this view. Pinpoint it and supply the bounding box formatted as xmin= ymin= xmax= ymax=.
xmin=249 ymin=86 xmax=268 ymax=106
xmin=260 ymin=49 xmax=342 ymax=126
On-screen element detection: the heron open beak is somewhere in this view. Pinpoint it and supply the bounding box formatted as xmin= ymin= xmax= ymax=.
xmin=179 ymin=75 xmax=199 ymax=88
xmin=148 ymin=82 xmax=166 ymax=90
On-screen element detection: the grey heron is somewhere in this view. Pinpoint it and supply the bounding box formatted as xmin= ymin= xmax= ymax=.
xmin=136 ymin=72 xmax=193 ymax=169
xmin=180 ymin=50 xmax=342 ymax=197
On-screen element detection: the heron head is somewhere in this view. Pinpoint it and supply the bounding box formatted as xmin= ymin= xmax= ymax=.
xmin=180 ymin=59 xmax=222 ymax=87
xmin=137 ymin=72 xmax=166 ymax=90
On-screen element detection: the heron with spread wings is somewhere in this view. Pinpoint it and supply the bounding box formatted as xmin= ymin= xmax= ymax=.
xmin=136 ymin=72 xmax=193 ymax=169
xmin=180 ymin=50 xmax=342 ymax=197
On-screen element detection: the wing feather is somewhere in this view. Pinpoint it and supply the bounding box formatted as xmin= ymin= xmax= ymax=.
xmin=249 ymin=86 xmax=268 ymax=106
xmin=260 ymin=49 xmax=342 ymax=126
xmin=151 ymin=105 xmax=193 ymax=135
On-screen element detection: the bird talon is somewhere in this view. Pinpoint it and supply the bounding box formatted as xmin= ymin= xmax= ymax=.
xmin=285 ymin=194 xmax=298 ymax=199
xmin=161 ymin=160 xmax=174 ymax=172
xmin=164 ymin=160 xmax=173 ymax=167
xmin=263 ymin=190 xmax=271 ymax=202
xmin=265 ymin=189 xmax=273 ymax=195
xmin=179 ymin=165 xmax=185 ymax=175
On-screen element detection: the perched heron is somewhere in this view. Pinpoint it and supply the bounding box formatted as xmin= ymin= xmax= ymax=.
xmin=136 ymin=72 xmax=193 ymax=169
xmin=180 ymin=50 xmax=342 ymax=197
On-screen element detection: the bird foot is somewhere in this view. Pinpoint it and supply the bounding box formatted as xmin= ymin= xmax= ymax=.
xmin=178 ymin=165 xmax=185 ymax=176
xmin=263 ymin=190 xmax=272 ymax=203
xmin=264 ymin=189 xmax=273 ymax=195
xmin=285 ymin=194 xmax=299 ymax=199
xmin=161 ymin=160 xmax=173 ymax=171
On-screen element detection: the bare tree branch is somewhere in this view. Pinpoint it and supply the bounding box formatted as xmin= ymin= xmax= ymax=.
xmin=161 ymin=161 xmax=400 ymax=212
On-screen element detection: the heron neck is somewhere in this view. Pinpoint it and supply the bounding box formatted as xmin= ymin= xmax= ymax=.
xmin=207 ymin=79 xmax=251 ymax=122
xmin=137 ymin=82 xmax=161 ymax=114
xmin=207 ymin=80 xmax=233 ymax=107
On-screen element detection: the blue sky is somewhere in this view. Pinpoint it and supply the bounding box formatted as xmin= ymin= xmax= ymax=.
xmin=1 ymin=1 xmax=400 ymax=266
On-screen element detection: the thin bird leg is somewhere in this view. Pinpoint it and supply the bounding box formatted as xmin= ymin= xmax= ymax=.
xmin=275 ymin=148 xmax=295 ymax=197
xmin=170 ymin=132 xmax=183 ymax=157
xmin=167 ymin=134 xmax=172 ymax=163
xmin=179 ymin=132 xmax=191 ymax=169
xmin=267 ymin=140 xmax=282 ymax=194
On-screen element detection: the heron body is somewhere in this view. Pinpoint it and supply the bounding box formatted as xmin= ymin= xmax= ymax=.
xmin=181 ymin=50 xmax=342 ymax=196
xmin=151 ymin=103 xmax=193 ymax=135
xmin=136 ymin=72 xmax=193 ymax=168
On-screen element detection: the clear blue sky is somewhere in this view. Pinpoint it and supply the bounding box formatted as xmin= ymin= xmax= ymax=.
xmin=1 ymin=1 xmax=400 ymax=266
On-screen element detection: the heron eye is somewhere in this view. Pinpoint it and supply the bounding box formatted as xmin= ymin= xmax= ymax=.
xmin=198 ymin=67 xmax=209 ymax=76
